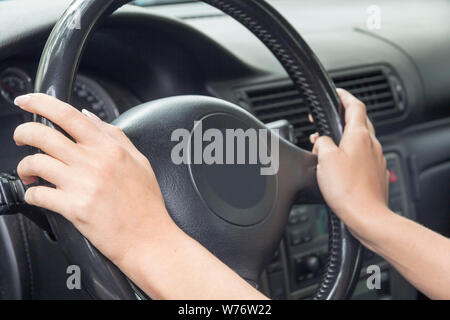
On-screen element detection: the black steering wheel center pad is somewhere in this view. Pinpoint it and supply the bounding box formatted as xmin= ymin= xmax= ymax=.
xmin=188 ymin=111 xmax=278 ymax=227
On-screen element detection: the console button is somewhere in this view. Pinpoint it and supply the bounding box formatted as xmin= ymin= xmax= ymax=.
xmin=389 ymin=176 xmax=401 ymax=197
xmin=299 ymin=214 xmax=309 ymax=223
xmin=306 ymin=273 xmax=315 ymax=280
xmin=386 ymin=159 xmax=402 ymax=197
xmin=305 ymin=255 xmax=321 ymax=273
xmin=289 ymin=205 xmax=309 ymax=225
xmin=295 ymin=255 xmax=322 ymax=283
xmin=389 ymin=169 xmax=398 ymax=183
xmin=294 ymin=257 xmax=305 ymax=282
xmin=302 ymin=233 xmax=312 ymax=243
xmin=290 ymin=230 xmax=303 ymax=246
xmin=288 ymin=214 xmax=300 ymax=225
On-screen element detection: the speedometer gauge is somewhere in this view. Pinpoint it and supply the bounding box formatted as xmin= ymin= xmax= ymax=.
xmin=0 ymin=68 xmax=118 ymax=123
xmin=72 ymin=74 xmax=119 ymax=123
xmin=0 ymin=68 xmax=33 ymax=104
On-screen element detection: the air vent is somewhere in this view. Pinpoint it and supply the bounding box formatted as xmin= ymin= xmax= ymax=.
xmin=238 ymin=67 xmax=405 ymax=149
xmin=243 ymin=84 xmax=314 ymax=148
xmin=333 ymin=68 xmax=405 ymax=121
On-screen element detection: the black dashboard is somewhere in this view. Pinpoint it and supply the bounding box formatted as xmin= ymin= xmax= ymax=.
xmin=0 ymin=0 xmax=449 ymax=300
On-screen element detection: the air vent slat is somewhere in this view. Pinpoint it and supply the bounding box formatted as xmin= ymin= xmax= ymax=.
xmin=251 ymin=98 xmax=305 ymax=112
xmin=239 ymin=67 xmax=404 ymax=149
xmin=294 ymin=125 xmax=316 ymax=134
xmin=289 ymin=117 xmax=313 ymax=126
xmin=248 ymin=89 xmax=301 ymax=103
xmin=333 ymin=74 xmax=385 ymax=88
xmin=358 ymin=92 xmax=393 ymax=104
xmin=367 ymin=101 xmax=396 ymax=112
xmin=345 ymin=83 xmax=390 ymax=95
xmin=370 ymin=108 xmax=402 ymax=119
xmin=257 ymin=108 xmax=308 ymax=121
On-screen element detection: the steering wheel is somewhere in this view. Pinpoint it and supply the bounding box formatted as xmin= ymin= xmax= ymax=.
xmin=34 ymin=0 xmax=363 ymax=300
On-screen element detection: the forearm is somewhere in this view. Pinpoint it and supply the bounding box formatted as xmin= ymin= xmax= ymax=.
xmin=357 ymin=209 xmax=450 ymax=299
xmin=117 ymin=217 xmax=267 ymax=300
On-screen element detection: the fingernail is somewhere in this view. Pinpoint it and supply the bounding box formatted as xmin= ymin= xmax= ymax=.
xmin=82 ymin=109 xmax=101 ymax=122
xmin=308 ymin=113 xmax=314 ymax=123
xmin=14 ymin=94 xmax=31 ymax=106
xmin=309 ymin=132 xmax=319 ymax=144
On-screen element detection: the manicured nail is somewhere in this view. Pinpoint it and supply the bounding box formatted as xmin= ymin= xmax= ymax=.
xmin=14 ymin=94 xmax=31 ymax=106
xmin=82 ymin=109 xmax=101 ymax=122
xmin=309 ymin=132 xmax=319 ymax=144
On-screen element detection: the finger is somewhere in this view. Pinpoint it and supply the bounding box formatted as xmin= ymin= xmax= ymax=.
xmin=336 ymin=88 xmax=367 ymax=128
xmin=17 ymin=153 xmax=68 ymax=186
xmin=14 ymin=93 xmax=101 ymax=143
xmin=81 ymin=109 xmax=103 ymax=126
xmin=366 ymin=117 xmax=376 ymax=136
xmin=386 ymin=170 xmax=390 ymax=204
xmin=82 ymin=109 xmax=128 ymax=143
xmin=14 ymin=122 xmax=78 ymax=164
xmin=24 ymin=186 xmax=67 ymax=216
xmin=82 ymin=109 xmax=147 ymax=162
xmin=309 ymin=132 xmax=319 ymax=144
xmin=312 ymin=136 xmax=339 ymax=160
xmin=82 ymin=109 xmax=125 ymax=142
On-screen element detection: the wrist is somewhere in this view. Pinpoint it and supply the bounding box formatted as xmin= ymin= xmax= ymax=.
xmin=346 ymin=204 xmax=396 ymax=249
xmin=113 ymin=208 xmax=183 ymax=275
xmin=115 ymin=219 xmax=267 ymax=300
xmin=115 ymin=218 xmax=205 ymax=299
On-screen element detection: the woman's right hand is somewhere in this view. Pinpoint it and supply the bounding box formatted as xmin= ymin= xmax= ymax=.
xmin=311 ymin=90 xmax=450 ymax=301
xmin=13 ymin=93 xmax=177 ymax=267
xmin=310 ymin=89 xmax=391 ymax=242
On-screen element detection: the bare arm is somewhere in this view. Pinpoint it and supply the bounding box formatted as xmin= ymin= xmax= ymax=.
xmin=360 ymin=210 xmax=450 ymax=300
xmin=120 ymin=226 xmax=267 ymax=300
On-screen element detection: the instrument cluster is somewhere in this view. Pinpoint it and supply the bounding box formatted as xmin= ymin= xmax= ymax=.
xmin=0 ymin=67 xmax=119 ymax=122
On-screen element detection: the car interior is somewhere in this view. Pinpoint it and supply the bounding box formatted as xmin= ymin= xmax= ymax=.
xmin=0 ymin=0 xmax=449 ymax=300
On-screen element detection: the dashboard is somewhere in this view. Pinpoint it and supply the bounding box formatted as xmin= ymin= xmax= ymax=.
xmin=0 ymin=0 xmax=449 ymax=300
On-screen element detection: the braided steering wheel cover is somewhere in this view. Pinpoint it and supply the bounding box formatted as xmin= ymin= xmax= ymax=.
xmin=35 ymin=0 xmax=363 ymax=300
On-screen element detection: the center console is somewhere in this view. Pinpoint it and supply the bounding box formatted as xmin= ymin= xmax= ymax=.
xmin=261 ymin=152 xmax=417 ymax=300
